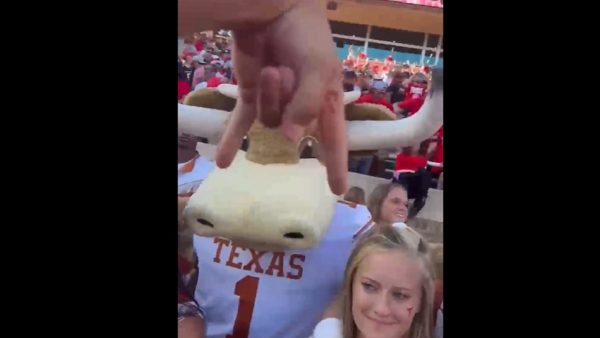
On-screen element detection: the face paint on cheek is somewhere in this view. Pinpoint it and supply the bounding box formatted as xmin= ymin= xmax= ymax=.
xmin=407 ymin=306 xmax=414 ymax=316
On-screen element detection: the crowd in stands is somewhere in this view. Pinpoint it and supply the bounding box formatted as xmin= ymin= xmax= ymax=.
xmin=178 ymin=31 xmax=234 ymax=102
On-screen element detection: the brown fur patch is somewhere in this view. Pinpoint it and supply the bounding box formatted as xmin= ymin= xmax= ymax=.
xmin=183 ymin=88 xmax=236 ymax=111
xmin=345 ymin=103 xmax=396 ymax=121
xmin=246 ymin=122 xmax=299 ymax=165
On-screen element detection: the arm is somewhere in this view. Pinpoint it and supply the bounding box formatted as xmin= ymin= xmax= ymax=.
xmin=384 ymin=91 xmax=393 ymax=105
xmin=179 ymin=315 xmax=206 ymax=338
xmin=178 ymin=292 xmax=206 ymax=337
xmin=178 ymin=0 xmax=302 ymax=34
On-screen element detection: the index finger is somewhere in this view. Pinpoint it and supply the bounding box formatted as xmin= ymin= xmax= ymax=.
xmin=318 ymin=87 xmax=348 ymax=196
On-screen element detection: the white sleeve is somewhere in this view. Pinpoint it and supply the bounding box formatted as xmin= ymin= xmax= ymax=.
xmin=194 ymin=82 xmax=208 ymax=90
xmin=434 ymin=305 xmax=443 ymax=338
xmin=356 ymin=206 xmax=372 ymax=228
xmin=312 ymin=318 xmax=343 ymax=338
xmin=351 ymin=206 xmax=374 ymax=244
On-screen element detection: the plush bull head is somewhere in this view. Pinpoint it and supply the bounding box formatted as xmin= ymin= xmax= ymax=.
xmin=180 ymin=68 xmax=443 ymax=250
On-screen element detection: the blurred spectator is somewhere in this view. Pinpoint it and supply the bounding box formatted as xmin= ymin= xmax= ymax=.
xmin=393 ymin=141 xmax=432 ymax=218
xmin=385 ymin=71 xmax=410 ymax=104
xmin=191 ymin=55 xmax=207 ymax=89
xmin=182 ymin=36 xmax=198 ymax=57
xmin=405 ymin=72 xmax=428 ymax=100
xmin=344 ymin=186 xmax=366 ymax=205
xmin=394 ymin=144 xmax=428 ymax=176
xmin=400 ymin=63 xmax=412 ymax=74
xmin=343 ymin=70 xmax=359 ymax=92
xmin=182 ymin=55 xmax=195 ymax=85
xmin=178 ymin=63 xmax=191 ymax=102
xmin=355 ymin=80 xmax=394 ymax=111
xmin=357 ymin=72 xmax=371 ymax=95
xmin=394 ymin=96 xmax=424 ymax=118
xmin=392 ymin=73 xmax=428 ymax=117
xmin=193 ymin=32 xmax=206 ymax=52
xmin=194 ymin=64 xmax=220 ymax=90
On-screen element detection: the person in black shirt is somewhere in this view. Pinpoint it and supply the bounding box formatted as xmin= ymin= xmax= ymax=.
xmin=385 ymin=71 xmax=410 ymax=104
xmin=182 ymin=55 xmax=195 ymax=86
xmin=342 ymin=70 xmax=358 ymax=92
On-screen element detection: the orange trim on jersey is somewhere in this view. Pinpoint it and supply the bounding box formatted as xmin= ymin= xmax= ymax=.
xmin=178 ymin=154 xmax=201 ymax=174
xmin=353 ymin=218 xmax=375 ymax=240
xmin=338 ymin=200 xmax=358 ymax=208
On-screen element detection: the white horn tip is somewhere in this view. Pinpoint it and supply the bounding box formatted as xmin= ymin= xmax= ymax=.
xmin=217 ymin=84 xmax=238 ymax=99
xmin=344 ymin=90 xmax=361 ymax=105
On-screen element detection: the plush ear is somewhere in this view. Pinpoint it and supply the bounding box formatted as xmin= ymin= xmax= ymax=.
xmin=183 ymin=88 xmax=236 ymax=111
xmin=345 ymin=103 xmax=396 ymax=121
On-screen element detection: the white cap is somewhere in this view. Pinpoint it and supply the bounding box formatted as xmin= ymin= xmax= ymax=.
xmin=371 ymin=80 xmax=387 ymax=91
xmin=192 ymin=55 xmax=206 ymax=64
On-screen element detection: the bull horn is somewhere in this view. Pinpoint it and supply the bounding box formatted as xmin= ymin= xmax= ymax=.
xmin=218 ymin=84 xmax=361 ymax=105
xmin=346 ymin=68 xmax=443 ymax=150
xmin=183 ymin=88 xmax=236 ymax=111
xmin=178 ymin=104 xmax=231 ymax=144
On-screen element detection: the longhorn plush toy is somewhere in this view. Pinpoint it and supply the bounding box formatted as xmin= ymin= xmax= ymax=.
xmin=179 ymin=68 xmax=443 ymax=251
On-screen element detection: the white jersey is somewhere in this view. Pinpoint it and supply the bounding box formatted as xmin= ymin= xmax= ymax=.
xmin=434 ymin=302 xmax=443 ymax=338
xmin=193 ymin=201 xmax=370 ymax=338
xmin=178 ymin=156 xmax=371 ymax=338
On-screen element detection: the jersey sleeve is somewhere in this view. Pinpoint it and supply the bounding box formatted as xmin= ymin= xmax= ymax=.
xmin=178 ymin=157 xmax=216 ymax=196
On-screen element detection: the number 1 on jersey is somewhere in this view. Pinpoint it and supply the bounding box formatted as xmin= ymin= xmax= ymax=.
xmin=226 ymin=276 xmax=259 ymax=338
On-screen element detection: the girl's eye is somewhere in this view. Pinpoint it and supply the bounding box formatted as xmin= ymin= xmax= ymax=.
xmin=362 ymin=282 xmax=376 ymax=292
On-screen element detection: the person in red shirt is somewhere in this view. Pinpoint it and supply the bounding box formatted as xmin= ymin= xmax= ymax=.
xmin=393 ymin=73 xmax=428 ymax=117
xmin=395 ymin=96 xmax=425 ymax=117
xmin=404 ymin=72 xmax=428 ymax=100
xmin=193 ymin=32 xmax=205 ymax=52
xmin=206 ymin=76 xmax=221 ymax=88
xmin=394 ymin=143 xmax=428 ymax=175
xmin=204 ymin=64 xmax=221 ymax=88
xmin=355 ymin=80 xmax=394 ymax=111
xmin=193 ymin=64 xmax=221 ymax=90
xmin=178 ymin=62 xmax=191 ymax=102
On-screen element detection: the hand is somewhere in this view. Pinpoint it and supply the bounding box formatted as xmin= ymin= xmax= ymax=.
xmin=215 ymin=0 xmax=348 ymax=195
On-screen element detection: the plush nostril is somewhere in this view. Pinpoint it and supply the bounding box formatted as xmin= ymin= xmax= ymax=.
xmin=283 ymin=232 xmax=304 ymax=239
xmin=197 ymin=218 xmax=214 ymax=228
